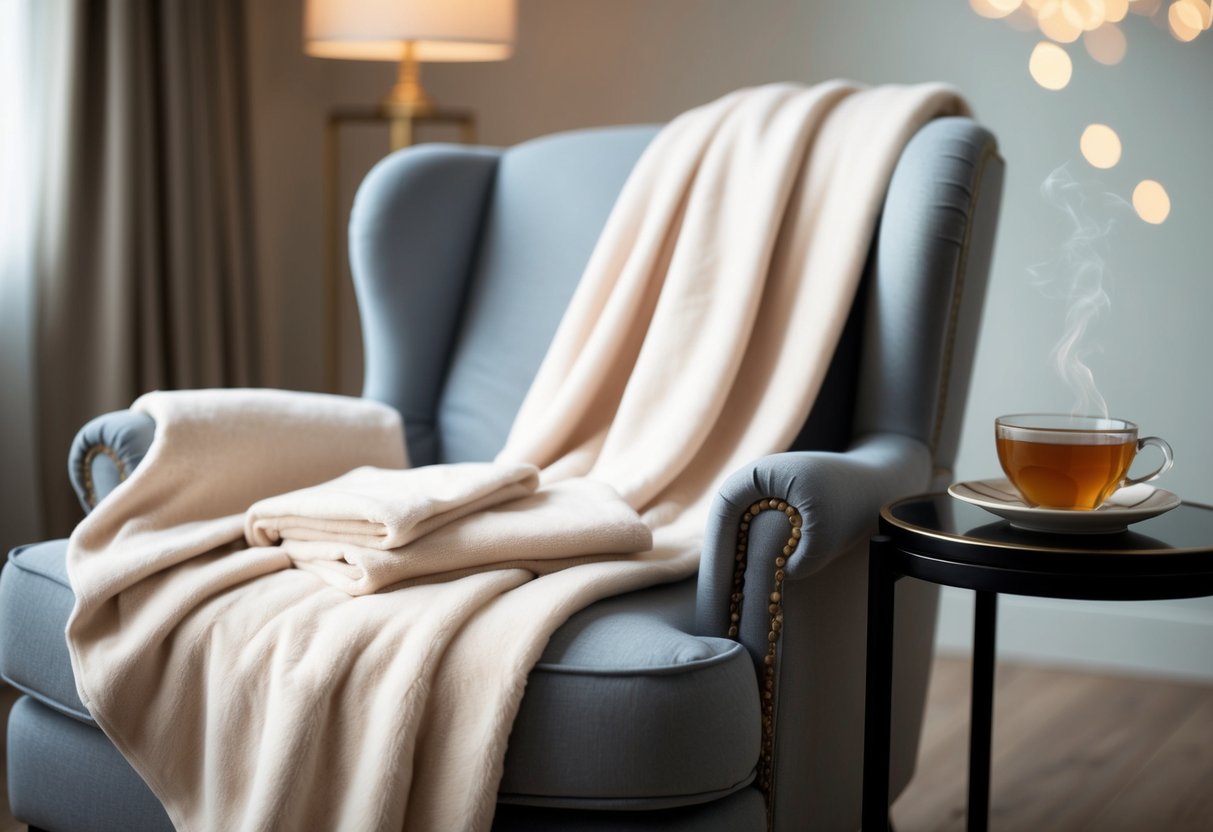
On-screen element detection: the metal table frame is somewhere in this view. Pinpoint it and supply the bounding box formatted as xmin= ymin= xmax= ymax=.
xmin=860 ymin=496 xmax=1213 ymax=832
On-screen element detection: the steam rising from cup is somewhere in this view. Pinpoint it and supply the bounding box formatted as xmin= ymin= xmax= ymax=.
xmin=1029 ymin=165 xmax=1129 ymax=419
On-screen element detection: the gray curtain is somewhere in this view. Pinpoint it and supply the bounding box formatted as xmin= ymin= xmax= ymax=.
xmin=37 ymin=0 xmax=259 ymax=538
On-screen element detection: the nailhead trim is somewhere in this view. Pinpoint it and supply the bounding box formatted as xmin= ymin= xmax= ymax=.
xmin=728 ymin=497 xmax=801 ymax=825
xmin=81 ymin=444 xmax=128 ymax=509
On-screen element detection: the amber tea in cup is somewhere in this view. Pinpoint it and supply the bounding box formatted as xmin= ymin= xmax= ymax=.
xmin=995 ymin=414 xmax=1173 ymax=511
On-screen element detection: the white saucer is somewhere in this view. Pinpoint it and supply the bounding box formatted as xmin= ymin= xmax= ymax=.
xmin=947 ymin=479 xmax=1181 ymax=534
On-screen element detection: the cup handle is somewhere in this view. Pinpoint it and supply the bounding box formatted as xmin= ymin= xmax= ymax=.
xmin=1124 ymin=436 xmax=1174 ymax=487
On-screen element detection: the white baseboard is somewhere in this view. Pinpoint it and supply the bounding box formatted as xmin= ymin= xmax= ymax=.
xmin=934 ymin=587 xmax=1213 ymax=683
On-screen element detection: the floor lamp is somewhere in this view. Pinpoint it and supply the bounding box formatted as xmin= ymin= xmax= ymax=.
xmin=304 ymin=0 xmax=516 ymax=393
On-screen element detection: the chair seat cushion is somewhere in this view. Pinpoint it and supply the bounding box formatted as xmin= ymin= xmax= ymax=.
xmin=0 ymin=539 xmax=760 ymax=810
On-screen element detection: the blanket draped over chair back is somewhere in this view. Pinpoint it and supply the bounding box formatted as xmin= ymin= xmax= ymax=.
xmin=66 ymin=82 xmax=968 ymax=831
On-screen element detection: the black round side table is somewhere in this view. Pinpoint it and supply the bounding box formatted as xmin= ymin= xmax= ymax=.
xmin=860 ymin=494 xmax=1213 ymax=832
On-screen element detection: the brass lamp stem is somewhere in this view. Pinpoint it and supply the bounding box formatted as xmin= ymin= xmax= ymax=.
xmin=383 ymin=41 xmax=435 ymax=116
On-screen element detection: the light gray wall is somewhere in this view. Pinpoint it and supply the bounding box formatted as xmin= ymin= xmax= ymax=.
xmin=249 ymin=0 xmax=1213 ymax=677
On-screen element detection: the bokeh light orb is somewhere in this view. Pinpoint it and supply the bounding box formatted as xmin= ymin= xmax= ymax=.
xmin=1169 ymin=0 xmax=1203 ymax=39
xmin=1130 ymin=0 xmax=1165 ymax=16
xmin=971 ymin=0 xmax=1024 ymax=17
xmin=1062 ymin=0 xmax=1107 ymax=30
xmin=1102 ymin=0 xmax=1130 ymax=21
xmin=1038 ymin=0 xmax=1085 ymax=40
xmin=1084 ymin=22 xmax=1128 ymax=63
xmin=1029 ymin=41 xmax=1074 ymax=89
xmin=1005 ymin=4 xmax=1044 ymax=29
xmin=1132 ymin=180 xmax=1171 ymax=224
xmin=1181 ymin=0 xmax=1213 ymax=28
xmin=1080 ymin=124 xmax=1122 ymax=168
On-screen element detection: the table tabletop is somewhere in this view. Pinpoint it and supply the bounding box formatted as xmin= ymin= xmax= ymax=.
xmin=879 ymin=495 xmax=1213 ymax=591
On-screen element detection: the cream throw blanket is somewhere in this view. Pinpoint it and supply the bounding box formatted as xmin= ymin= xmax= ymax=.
xmin=66 ymin=81 xmax=968 ymax=831
xmin=261 ymin=473 xmax=654 ymax=596
xmin=245 ymin=463 xmax=543 ymax=550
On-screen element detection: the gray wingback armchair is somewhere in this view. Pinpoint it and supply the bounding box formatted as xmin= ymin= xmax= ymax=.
xmin=1 ymin=116 xmax=1003 ymax=831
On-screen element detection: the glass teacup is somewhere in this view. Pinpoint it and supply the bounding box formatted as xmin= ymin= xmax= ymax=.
xmin=995 ymin=414 xmax=1173 ymax=510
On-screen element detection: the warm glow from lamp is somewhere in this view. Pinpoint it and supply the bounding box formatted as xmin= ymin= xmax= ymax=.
xmin=1029 ymin=41 xmax=1074 ymax=89
xmin=304 ymin=0 xmax=516 ymax=113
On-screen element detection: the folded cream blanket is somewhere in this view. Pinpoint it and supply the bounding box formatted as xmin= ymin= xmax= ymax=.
xmin=277 ymin=478 xmax=654 ymax=595
xmin=66 ymin=82 xmax=968 ymax=831
xmin=245 ymin=462 xmax=542 ymax=550
xmin=247 ymin=462 xmax=652 ymax=596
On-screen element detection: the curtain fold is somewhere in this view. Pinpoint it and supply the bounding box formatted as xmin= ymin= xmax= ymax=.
xmin=37 ymin=0 xmax=259 ymax=538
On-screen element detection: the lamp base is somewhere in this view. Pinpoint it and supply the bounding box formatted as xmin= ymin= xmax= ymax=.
xmin=382 ymin=43 xmax=437 ymax=117
xmin=381 ymin=88 xmax=436 ymax=118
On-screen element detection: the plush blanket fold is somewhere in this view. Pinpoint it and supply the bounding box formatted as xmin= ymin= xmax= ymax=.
xmin=245 ymin=462 xmax=542 ymax=550
xmin=66 ymin=81 xmax=969 ymax=832
xmin=278 ymin=478 xmax=654 ymax=596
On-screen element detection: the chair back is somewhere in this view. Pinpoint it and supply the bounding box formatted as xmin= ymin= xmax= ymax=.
xmin=349 ymin=118 xmax=1003 ymax=482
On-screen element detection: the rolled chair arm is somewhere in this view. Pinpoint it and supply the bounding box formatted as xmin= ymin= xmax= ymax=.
xmin=696 ymin=431 xmax=932 ymax=637
xmin=694 ymin=431 xmax=934 ymax=821
xmin=68 ymin=410 xmax=157 ymax=513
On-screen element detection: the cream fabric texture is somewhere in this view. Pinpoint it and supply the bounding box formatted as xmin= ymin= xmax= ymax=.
xmin=245 ymin=462 xmax=541 ymax=549
xmin=65 ymin=82 xmax=968 ymax=831
xmin=274 ymin=477 xmax=654 ymax=596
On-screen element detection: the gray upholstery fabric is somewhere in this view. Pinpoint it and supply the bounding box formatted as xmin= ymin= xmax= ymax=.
xmin=7 ymin=687 xmax=762 ymax=832
xmin=433 ymin=126 xmax=659 ymax=463
xmin=0 ymin=541 xmax=89 ymax=722
xmin=352 ymin=127 xmax=661 ymax=467
xmin=697 ymin=432 xmax=933 ymax=617
xmin=7 ymin=696 xmax=174 ymax=832
xmin=694 ymin=449 xmax=943 ymax=830
xmin=788 ymin=287 xmax=866 ymax=453
xmin=67 ymin=410 xmax=156 ymax=513
xmin=694 ymin=434 xmax=939 ymax=831
xmin=0 ymin=542 xmax=761 ymax=811
xmin=854 ymin=117 xmax=1002 ymax=475
xmin=349 ymin=145 xmax=502 ymax=467
xmin=501 ymin=579 xmax=759 ymax=808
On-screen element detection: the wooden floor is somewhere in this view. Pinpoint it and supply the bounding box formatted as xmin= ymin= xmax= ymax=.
xmin=2 ymin=661 xmax=1211 ymax=832
xmin=893 ymin=657 xmax=1213 ymax=832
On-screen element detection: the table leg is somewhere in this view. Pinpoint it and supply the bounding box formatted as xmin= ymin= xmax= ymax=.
xmin=967 ymin=590 xmax=998 ymax=832
xmin=862 ymin=535 xmax=899 ymax=832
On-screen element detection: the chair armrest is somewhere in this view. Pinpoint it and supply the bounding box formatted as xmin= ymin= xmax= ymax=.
xmin=68 ymin=410 xmax=157 ymax=513
xmin=695 ymin=431 xmax=931 ymax=638
xmin=694 ymin=431 xmax=934 ymax=822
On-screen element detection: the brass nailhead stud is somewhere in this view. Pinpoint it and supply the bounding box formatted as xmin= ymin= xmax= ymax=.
xmin=726 ymin=497 xmax=801 ymax=818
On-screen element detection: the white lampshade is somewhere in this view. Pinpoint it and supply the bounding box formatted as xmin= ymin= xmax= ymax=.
xmin=305 ymin=0 xmax=516 ymax=62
